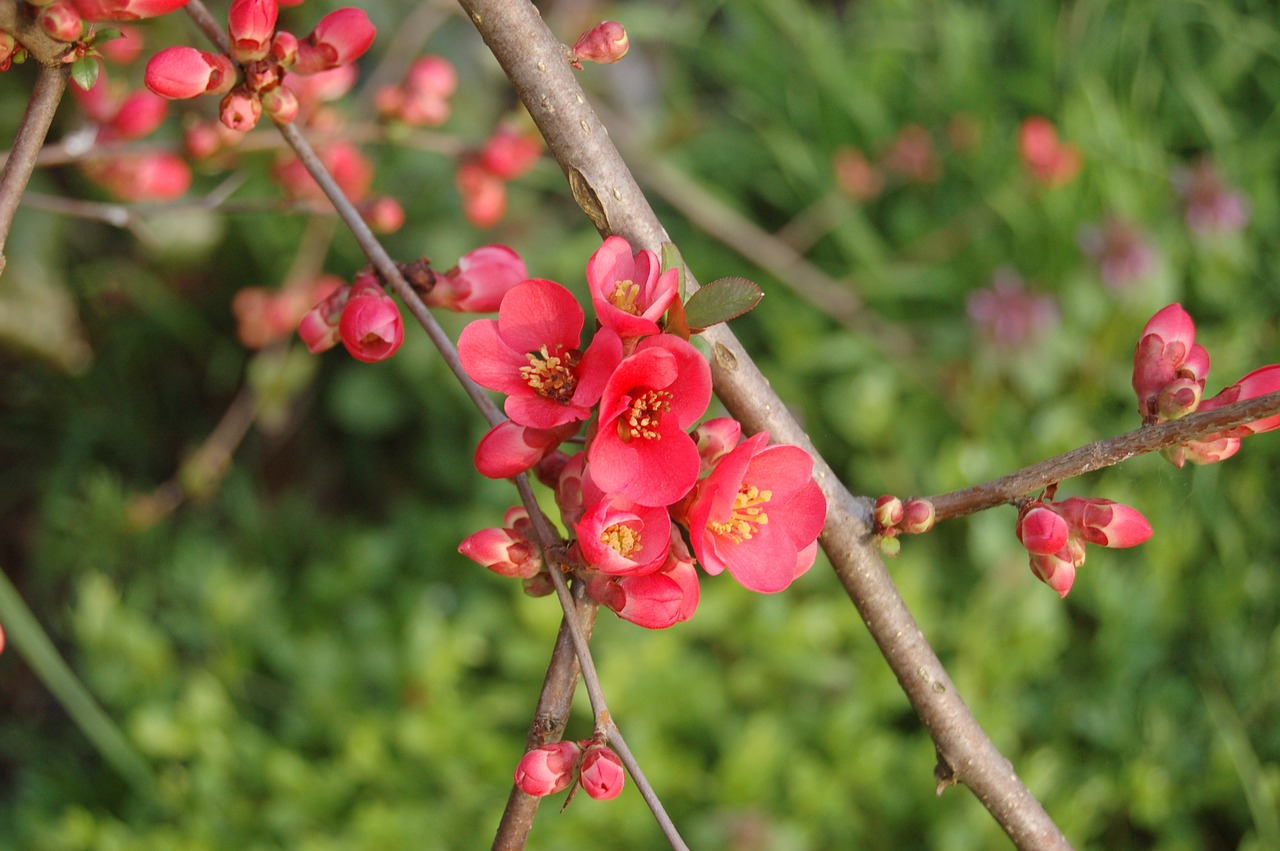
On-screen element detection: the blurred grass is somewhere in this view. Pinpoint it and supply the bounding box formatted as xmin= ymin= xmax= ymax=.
xmin=1 ymin=0 xmax=1280 ymax=848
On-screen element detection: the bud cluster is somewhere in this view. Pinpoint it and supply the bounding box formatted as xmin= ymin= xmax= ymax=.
xmin=1015 ymin=494 xmax=1152 ymax=597
xmin=513 ymin=739 xmax=626 ymax=802
xmin=144 ymin=1 xmax=375 ymax=131
xmin=1132 ymin=303 xmax=1280 ymax=466
xmin=872 ymin=495 xmax=935 ymax=557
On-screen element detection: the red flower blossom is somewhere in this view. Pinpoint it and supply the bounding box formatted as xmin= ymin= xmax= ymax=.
xmin=686 ymin=432 xmax=827 ymax=593
xmin=586 ymin=235 xmax=679 ymax=343
xmin=575 ymin=493 xmax=671 ymax=576
xmin=458 ymin=279 xmax=623 ymax=429
xmin=426 ymin=244 xmax=527 ymax=313
xmin=587 ymin=334 xmax=711 ymax=507
xmin=338 ymin=275 xmax=403 ymax=362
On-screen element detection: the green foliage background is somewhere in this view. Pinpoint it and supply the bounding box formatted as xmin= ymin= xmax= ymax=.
xmin=2 ymin=0 xmax=1279 ymax=848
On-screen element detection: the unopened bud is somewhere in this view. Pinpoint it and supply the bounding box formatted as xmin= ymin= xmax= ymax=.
xmin=572 ymin=20 xmax=629 ymax=67
xmin=900 ymin=498 xmax=935 ymax=535
xmin=1016 ymin=503 xmax=1069 ymax=555
xmin=514 ymin=741 xmax=582 ymax=797
xmin=578 ymin=744 xmax=626 ymax=800
xmin=219 ymin=87 xmax=262 ymax=132
xmin=873 ymin=495 xmax=904 ymax=530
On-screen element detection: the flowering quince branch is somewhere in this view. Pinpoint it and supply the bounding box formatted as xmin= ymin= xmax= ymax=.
xmin=455 ymin=0 xmax=1075 ymax=848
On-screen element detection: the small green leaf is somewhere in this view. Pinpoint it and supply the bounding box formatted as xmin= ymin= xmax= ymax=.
xmin=681 ymin=277 xmax=764 ymax=331
xmin=70 ymin=56 xmax=99 ymax=92
xmin=91 ymin=28 xmax=123 ymax=46
xmin=659 ymin=241 xmax=691 ymax=340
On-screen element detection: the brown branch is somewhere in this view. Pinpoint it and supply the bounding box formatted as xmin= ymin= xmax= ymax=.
xmin=456 ymin=1 xmax=1071 ymax=848
xmin=928 ymin=390 xmax=1280 ymax=521
xmin=0 ymin=63 xmax=69 ymax=276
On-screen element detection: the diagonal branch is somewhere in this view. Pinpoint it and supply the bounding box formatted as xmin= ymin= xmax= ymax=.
xmin=457 ymin=1 xmax=1071 ymax=848
xmin=0 ymin=63 xmax=69 ymax=276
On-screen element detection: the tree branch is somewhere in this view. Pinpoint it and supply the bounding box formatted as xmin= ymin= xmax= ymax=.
xmin=456 ymin=1 xmax=1071 ymax=848
xmin=0 ymin=62 xmax=69 ymax=276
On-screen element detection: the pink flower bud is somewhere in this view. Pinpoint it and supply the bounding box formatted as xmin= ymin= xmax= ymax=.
xmin=338 ymin=276 xmax=403 ymax=362
xmin=1029 ymin=543 xmax=1084 ymax=598
xmin=873 ymin=495 xmax=905 ymax=530
xmin=427 ymin=244 xmax=528 ymax=313
xmin=145 ymin=46 xmax=236 ymax=99
xmin=1056 ymin=497 xmax=1152 ymax=549
xmin=692 ymin=418 xmax=742 ymax=474
xmin=1132 ymin=303 xmax=1200 ymax=419
xmin=228 ymin=0 xmax=278 ymax=63
xmin=900 ymin=497 xmax=935 ymax=535
xmin=292 ymin=7 xmax=376 ymax=75
xmin=0 ymin=31 xmax=21 ymax=70
xmin=1198 ymin=364 xmax=1280 ymax=436
xmin=473 ymin=420 xmax=579 ymax=480
xmin=457 ymin=161 xmax=507 ymax=228
xmin=1016 ymin=503 xmax=1069 ymax=555
xmin=458 ymin=525 xmax=542 ymax=578
xmin=220 ymin=87 xmax=262 ymax=132
xmin=1168 ymin=435 xmax=1240 ymax=467
xmin=81 ymin=152 xmax=191 ymax=201
xmin=478 ymin=127 xmax=541 ymax=181
xmin=260 ymin=83 xmax=298 ymax=124
xmin=271 ymin=30 xmax=298 ymax=66
xmin=514 ymin=741 xmax=582 ymax=797
xmin=109 ymin=90 xmax=168 ymax=140
xmin=578 ymin=744 xmax=626 ymax=800
xmin=1156 ymin=376 xmax=1203 ymax=421
xmin=72 ymin=0 xmax=191 ymax=22
xmin=1019 ymin=116 xmax=1081 ymax=187
xmin=298 ymin=284 xmax=351 ymax=353
xmin=572 ymin=21 xmax=629 ymax=66
xmin=39 ymin=2 xmax=84 ymax=42
xmin=359 ymin=195 xmax=404 ymax=234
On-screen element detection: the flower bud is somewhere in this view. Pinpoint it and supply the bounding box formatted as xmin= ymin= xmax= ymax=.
xmin=109 ymin=90 xmax=168 ymax=140
xmin=1028 ymin=546 xmax=1081 ymax=598
xmin=39 ymin=2 xmax=84 ymax=42
xmin=1057 ymin=497 xmax=1152 ymax=549
xmin=228 ymin=0 xmax=278 ymax=63
xmin=478 ymin=127 xmax=541 ymax=181
xmin=1197 ymin=363 xmax=1280 ymax=436
xmin=297 ymin=284 xmax=351 ymax=353
xmin=457 ymin=161 xmax=507 ymax=228
xmin=219 ymin=87 xmax=262 ymax=132
xmin=292 ymin=7 xmax=376 ymax=75
xmin=145 ymin=46 xmax=236 ymax=99
xmin=458 ymin=525 xmax=542 ymax=578
xmin=578 ymin=744 xmax=626 ymax=800
xmin=1156 ymin=375 xmax=1203 ymax=421
xmin=73 ymin=0 xmax=193 ymax=21
xmin=260 ymin=83 xmax=298 ymax=124
xmin=270 ymin=30 xmax=298 ymax=66
xmin=1132 ymin=303 xmax=1200 ymax=419
xmin=692 ymin=418 xmax=742 ymax=473
xmin=522 ymin=570 xmax=555 ymax=597
xmin=873 ymin=495 xmax=904 ymax=530
xmin=572 ymin=21 xmax=629 ymax=66
xmin=338 ymin=276 xmax=404 ymax=362
xmin=1015 ymin=503 xmax=1069 ymax=555
xmin=900 ymin=497 xmax=935 ymax=535
xmin=514 ymin=741 xmax=582 ymax=797
xmin=473 ymin=419 xmax=578 ymax=480
xmin=426 ymin=244 xmax=527 ymax=313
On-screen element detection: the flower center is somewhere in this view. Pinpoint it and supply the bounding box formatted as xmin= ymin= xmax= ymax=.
xmin=708 ymin=484 xmax=772 ymax=542
xmin=615 ymin=389 xmax=672 ymax=442
xmin=608 ymin=279 xmax=642 ymax=315
xmin=520 ymin=345 xmax=580 ymax=403
xmin=600 ymin=522 xmax=642 ymax=558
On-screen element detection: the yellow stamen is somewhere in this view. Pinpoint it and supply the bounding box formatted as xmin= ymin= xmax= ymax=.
xmin=708 ymin=484 xmax=772 ymax=543
xmin=608 ymin=279 xmax=642 ymax=315
xmin=615 ymin=389 xmax=672 ymax=442
xmin=519 ymin=345 xmax=580 ymax=402
xmin=600 ymin=522 xmax=642 ymax=558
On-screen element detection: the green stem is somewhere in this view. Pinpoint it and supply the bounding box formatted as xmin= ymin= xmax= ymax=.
xmin=0 ymin=566 xmax=157 ymax=797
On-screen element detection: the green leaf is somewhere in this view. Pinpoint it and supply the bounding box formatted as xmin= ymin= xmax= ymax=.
xmin=660 ymin=241 xmax=692 ymax=340
xmin=70 ymin=56 xmax=99 ymax=92
xmin=92 ymin=28 xmax=123 ymax=46
xmin=681 ymin=277 xmax=764 ymax=331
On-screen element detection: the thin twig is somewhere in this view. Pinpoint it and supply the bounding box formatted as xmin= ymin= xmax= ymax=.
xmin=927 ymin=390 xmax=1280 ymax=521
xmin=0 ymin=63 xmax=69 ymax=275
xmin=455 ymin=0 xmax=1071 ymax=848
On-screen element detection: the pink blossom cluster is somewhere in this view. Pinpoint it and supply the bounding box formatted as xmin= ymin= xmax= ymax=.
xmin=456 ymin=125 xmax=543 ymax=228
xmin=1133 ymin=303 xmax=1280 ymax=466
xmin=514 ymin=739 xmax=625 ymax=802
xmin=375 ymin=55 xmax=456 ymax=127
xmin=1015 ymin=494 xmax=1152 ymax=597
xmin=144 ymin=1 xmax=375 ymax=131
xmin=296 ymin=245 xmax=527 ymax=361
xmin=457 ymin=236 xmax=828 ymax=628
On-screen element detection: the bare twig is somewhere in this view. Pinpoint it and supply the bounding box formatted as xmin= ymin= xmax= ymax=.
xmin=0 ymin=63 xmax=69 ymax=276
xmin=927 ymin=390 xmax=1280 ymax=521
xmin=456 ymin=0 xmax=1071 ymax=848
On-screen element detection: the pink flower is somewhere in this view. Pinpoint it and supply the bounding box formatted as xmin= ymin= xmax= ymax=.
xmin=478 ymin=127 xmax=541 ymax=181
xmin=228 ymin=0 xmax=278 ymax=63
xmin=426 ymin=245 xmax=527 ymax=313
xmin=572 ymin=21 xmax=629 ymax=66
xmin=338 ymin=275 xmax=403 ymax=362
xmin=966 ymin=268 xmax=1058 ymax=349
xmin=1017 ymin=497 xmax=1151 ymax=597
xmin=1132 ymin=303 xmax=1207 ymax=421
xmin=376 ymin=56 xmax=456 ymax=126
xmin=587 ymin=334 xmax=711 ymax=507
xmin=459 ymin=508 xmax=543 ymax=579
xmin=514 ymin=741 xmax=582 ymax=797
xmin=1019 ymin=116 xmax=1081 ymax=186
xmin=473 ymin=419 xmax=579 ymax=479
xmin=458 ymin=279 xmax=623 ymax=429
xmin=587 ymin=531 xmax=700 ymax=628
xmin=145 ymin=46 xmax=237 ymax=99
xmin=81 ymin=153 xmax=191 ymax=201
xmin=686 ymin=432 xmax=827 ymax=593
xmin=72 ymin=0 xmax=191 ymax=21
xmin=1078 ymin=218 xmax=1157 ymax=290
xmin=109 ymin=90 xmax=168 ymax=139
xmin=578 ymin=744 xmax=626 ymax=800
xmin=575 ymin=493 xmax=671 ymax=576
xmin=1174 ymin=159 xmax=1249 ymax=235
xmin=456 ymin=160 xmax=507 ymax=228
xmin=293 ymin=8 xmax=376 ymax=75
xmin=586 ymin=236 xmax=679 ymax=343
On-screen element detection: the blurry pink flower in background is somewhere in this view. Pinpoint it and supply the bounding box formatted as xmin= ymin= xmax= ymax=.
xmin=1078 ymin=218 xmax=1157 ymax=290
xmin=966 ymin=268 xmax=1058 ymax=349
xmin=1174 ymin=159 xmax=1249 ymax=235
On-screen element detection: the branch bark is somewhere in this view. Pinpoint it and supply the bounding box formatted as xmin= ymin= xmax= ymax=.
xmin=0 ymin=62 xmax=69 ymax=276
xmin=457 ymin=1 xmax=1071 ymax=848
